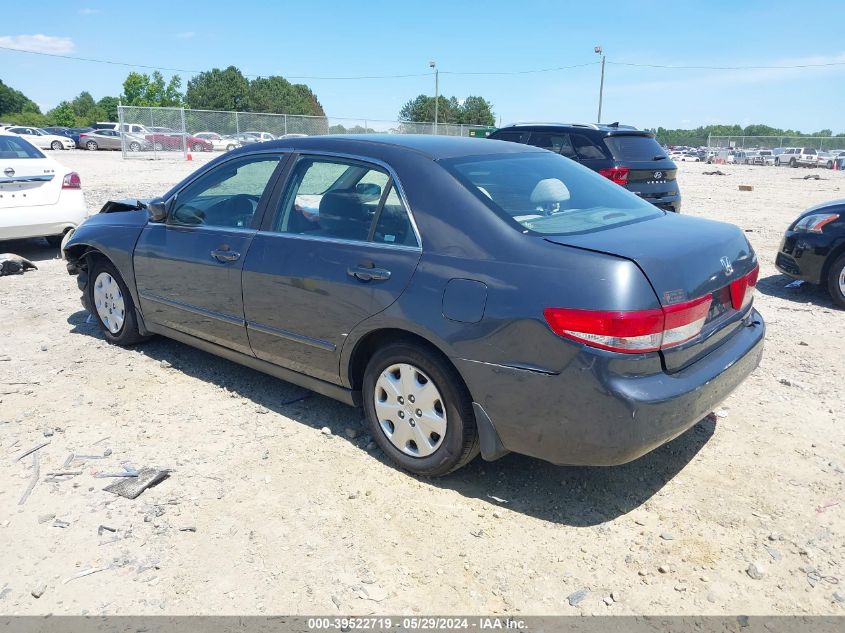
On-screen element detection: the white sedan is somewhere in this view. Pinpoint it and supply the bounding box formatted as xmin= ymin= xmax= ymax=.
xmin=0 ymin=133 xmax=88 ymax=246
xmin=5 ymin=126 xmax=75 ymax=150
xmin=192 ymin=132 xmax=241 ymax=151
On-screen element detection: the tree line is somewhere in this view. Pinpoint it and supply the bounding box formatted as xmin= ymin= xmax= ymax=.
xmin=399 ymin=94 xmax=495 ymax=126
xmin=651 ymin=124 xmax=845 ymax=147
xmin=0 ymin=66 xmax=327 ymax=127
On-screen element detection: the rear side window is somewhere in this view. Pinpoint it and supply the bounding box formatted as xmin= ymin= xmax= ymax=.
xmin=528 ymin=132 xmax=576 ymax=158
xmin=0 ymin=135 xmax=44 ymax=159
xmin=570 ymin=134 xmax=607 ymax=160
xmin=443 ymin=152 xmax=661 ymax=236
xmin=603 ymin=135 xmax=667 ymax=161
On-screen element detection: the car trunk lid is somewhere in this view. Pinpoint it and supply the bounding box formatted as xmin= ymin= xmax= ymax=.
xmin=0 ymin=157 xmax=62 ymax=209
xmin=544 ymin=213 xmax=758 ymax=372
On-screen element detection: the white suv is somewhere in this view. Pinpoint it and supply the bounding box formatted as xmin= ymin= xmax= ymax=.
xmin=776 ymin=147 xmax=820 ymax=168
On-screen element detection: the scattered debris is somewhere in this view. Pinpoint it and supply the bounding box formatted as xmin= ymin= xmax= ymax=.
xmin=52 ymin=519 xmax=70 ymax=529
xmin=19 ymin=451 xmax=40 ymax=505
xmin=703 ymin=170 xmax=726 ymax=176
xmin=803 ymin=174 xmax=823 ymax=180
xmin=738 ymin=185 xmax=753 ymax=192
xmin=658 ymin=565 xmax=671 ymax=574
xmin=486 ymin=494 xmax=509 ymax=504
xmin=103 ymin=467 xmax=169 ymax=499
xmin=30 ymin=584 xmax=46 ymax=599
xmin=0 ymin=253 xmax=38 ymax=276
xmin=567 ymin=589 xmax=588 ymax=607
xmin=95 ymin=464 xmax=140 ymax=478
xmin=833 ymin=591 xmax=845 ymax=603
xmin=785 ymin=279 xmax=805 ymax=289
xmin=43 ymin=428 xmax=54 ymax=437
xmin=816 ymin=500 xmax=840 ymax=514
xmin=97 ymin=525 xmax=117 ymax=535
xmin=37 ymin=514 xmax=56 ymax=524
xmin=179 ymin=526 xmax=197 ymax=532
xmin=63 ymin=566 xmax=111 ymax=584
xmin=747 ymin=561 xmax=767 ymax=580
xmin=13 ymin=440 xmax=50 ymax=462
xmin=45 ymin=470 xmax=82 ymax=477
xmin=320 ymin=427 xmax=332 ymax=435
xmin=660 ymin=532 xmax=675 ymax=540
xmin=492 ymin=510 xmax=503 ymax=519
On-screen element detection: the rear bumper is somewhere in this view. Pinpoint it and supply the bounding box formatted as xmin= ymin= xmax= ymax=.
xmin=775 ymin=231 xmax=839 ymax=284
xmin=0 ymin=192 xmax=88 ymax=241
xmin=458 ymin=309 xmax=765 ymax=466
xmin=636 ymin=192 xmax=681 ymax=213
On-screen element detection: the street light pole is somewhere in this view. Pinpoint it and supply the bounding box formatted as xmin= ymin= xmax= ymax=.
xmin=429 ymin=60 xmax=438 ymax=135
xmin=595 ymin=46 xmax=605 ymax=123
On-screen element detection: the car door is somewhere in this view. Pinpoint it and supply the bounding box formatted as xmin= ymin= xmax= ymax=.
xmin=242 ymin=154 xmax=422 ymax=384
xmin=133 ymin=152 xmax=288 ymax=355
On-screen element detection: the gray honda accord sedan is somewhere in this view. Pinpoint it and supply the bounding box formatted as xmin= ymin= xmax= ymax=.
xmin=63 ymin=135 xmax=765 ymax=476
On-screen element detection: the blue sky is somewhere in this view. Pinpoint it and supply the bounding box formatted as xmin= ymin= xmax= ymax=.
xmin=2 ymin=0 xmax=844 ymax=132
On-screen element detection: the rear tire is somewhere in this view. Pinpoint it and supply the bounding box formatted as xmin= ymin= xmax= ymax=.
xmin=86 ymin=140 xmax=98 ymax=151
xmin=87 ymin=259 xmax=145 ymax=346
xmin=45 ymin=232 xmax=67 ymax=248
xmin=789 ymin=158 xmax=797 ymax=167
xmin=362 ymin=341 xmax=478 ymax=476
xmin=826 ymin=253 xmax=845 ymax=309
xmin=191 ymin=143 xmax=203 ymax=152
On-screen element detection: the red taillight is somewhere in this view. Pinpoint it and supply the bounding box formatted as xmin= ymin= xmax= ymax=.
xmin=729 ymin=264 xmax=759 ymax=310
xmin=598 ymin=166 xmax=630 ymax=185
xmin=62 ymin=172 xmax=81 ymax=189
xmin=544 ymin=295 xmax=712 ymax=354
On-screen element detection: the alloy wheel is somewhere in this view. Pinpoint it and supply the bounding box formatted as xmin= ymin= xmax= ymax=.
xmin=374 ymin=363 xmax=447 ymax=457
xmin=93 ymin=272 xmax=126 ymax=335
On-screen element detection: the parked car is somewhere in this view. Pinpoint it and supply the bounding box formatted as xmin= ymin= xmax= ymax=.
xmin=817 ymin=151 xmax=837 ymax=169
xmin=756 ymin=149 xmax=775 ymax=166
xmin=678 ymin=151 xmax=701 ymax=162
xmin=62 ymin=135 xmax=764 ymax=476
xmin=65 ymin=127 xmax=94 ymax=146
xmin=242 ymin=131 xmax=276 ymax=142
xmin=775 ymin=147 xmax=820 ymax=167
xmin=93 ymin=122 xmax=152 ymax=136
xmin=775 ymin=199 xmax=845 ymax=307
xmin=192 ymin=132 xmax=241 ymax=151
xmin=79 ymin=129 xmax=151 ymax=152
xmin=4 ymin=126 xmax=75 ymax=150
xmin=489 ymin=123 xmax=681 ymax=212
xmin=43 ymin=126 xmax=71 ymax=137
xmin=0 ymin=132 xmax=87 ymax=246
xmin=145 ymin=132 xmax=213 ymax=152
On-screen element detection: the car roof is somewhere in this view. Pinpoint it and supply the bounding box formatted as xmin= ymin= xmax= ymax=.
xmin=497 ymin=122 xmax=644 ymax=133
xmin=242 ymin=134 xmax=545 ymax=160
xmin=256 ymin=134 xmax=545 ymax=160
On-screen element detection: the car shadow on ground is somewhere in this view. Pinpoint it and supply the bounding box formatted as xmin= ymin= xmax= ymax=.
xmin=0 ymin=238 xmax=62 ymax=264
xmin=67 ymin=309 xmax=714 ymax=527
xmin=756 ymin=272 xmax=836 ymax=308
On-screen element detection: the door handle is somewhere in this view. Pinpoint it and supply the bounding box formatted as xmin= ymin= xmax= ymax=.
xmin=347 ymin=266 xmax=391 ymax=282
xmin=211 ymin=249 xmax=240 ymax=263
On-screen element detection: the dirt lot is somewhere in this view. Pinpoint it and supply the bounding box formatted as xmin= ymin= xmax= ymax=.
xmin=1 ymin=152 xmax=843 ymax=615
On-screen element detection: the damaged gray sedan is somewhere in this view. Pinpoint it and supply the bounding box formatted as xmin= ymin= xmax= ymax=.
xmin=63 ymin=135 xmax=764 ymax=476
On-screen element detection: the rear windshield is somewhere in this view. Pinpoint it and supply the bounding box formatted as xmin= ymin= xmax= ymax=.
xmin=442 ymin=152 xmax=662 ymax=236
xmin=0 ymin=135 xmax=45 ymax=159
xmin=603 ymin=135 xmax=667 ymax=161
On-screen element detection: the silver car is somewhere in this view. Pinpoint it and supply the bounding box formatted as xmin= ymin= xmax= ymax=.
xmin=78 ymin=129 xmax=151 ymax=152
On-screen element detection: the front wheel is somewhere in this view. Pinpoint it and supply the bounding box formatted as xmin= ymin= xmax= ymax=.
xmin=826 ymin=253 xmax=845 ymax=309
xmin=363 ymin=341 xmax=478 ymax=476
xmin=50 ymin=140 xmax=63 ymax=150
xmin=129 ymin=141 xmax=141 ymax=152
xmin=154 ymin=142 xmax=164 ymax=151
xmin=88 ymin=259 xmax=146 ymax=345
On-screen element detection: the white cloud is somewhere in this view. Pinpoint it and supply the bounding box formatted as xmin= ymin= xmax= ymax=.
xmin=176 ymin=31 xmax=195 ymax=39
xmin=0 ymin=34 xmax=75 ymax=54
xmin=79 ymin=8 xmax=99 ymax=14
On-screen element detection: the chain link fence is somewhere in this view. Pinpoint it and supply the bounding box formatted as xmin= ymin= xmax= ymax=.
xmin=708 ymin=135 xmax=845 ymax=151
xmin=118 ymin=106 xmax=491 ymax=159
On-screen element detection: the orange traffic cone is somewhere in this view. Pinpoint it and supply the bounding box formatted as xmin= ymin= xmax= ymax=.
xmin=186 ymin=153 xmax=193 ymax=161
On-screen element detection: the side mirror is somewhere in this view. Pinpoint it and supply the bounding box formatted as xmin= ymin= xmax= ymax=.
xmin=355 ymin=182 xmax=382 ymax=201
xmin=148 ymin=199 xmax=168 ymax=222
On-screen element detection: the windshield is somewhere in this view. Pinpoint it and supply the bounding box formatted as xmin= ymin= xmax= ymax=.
xmin=604 ymin=135 xmax=667 ymax=161
xmin=0 ymin=135 xmax=45 ymax=159
xmin=442 ymin=152 xmax=662 ymax=236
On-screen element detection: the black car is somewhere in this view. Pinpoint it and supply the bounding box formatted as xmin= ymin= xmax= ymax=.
xmin=63 ymin=135 xmax=763 ymax=476
xmin=489 ymin=123 xmax=681 ymax=212
xmin=775 ymin=199 xmax=845 ymax=307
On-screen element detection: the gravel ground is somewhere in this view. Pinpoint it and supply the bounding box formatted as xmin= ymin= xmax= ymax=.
xmin=0 ymin=151 xmax=843 ymax=615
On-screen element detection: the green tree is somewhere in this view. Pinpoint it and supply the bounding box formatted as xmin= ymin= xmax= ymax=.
xmin=399 ymin=94 xmax=492 ymax=125
xmin=47 ymin=101 xmax=76 ymax=126
xmin=184 ymin=66 xmax=250 ymax=111
xmin=0 ymin=79 xmax=40 ymax=116
xmin=121 ymin=71 xmax=182 ymax=107
xmin=458 ymin=96 xmax=495 ymax=126
xmin=97 ymin=96 xmax=120 ymax=122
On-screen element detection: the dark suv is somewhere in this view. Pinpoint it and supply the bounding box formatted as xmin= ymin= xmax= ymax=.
xmin=488 ymin=123 xmax=681 ymax=212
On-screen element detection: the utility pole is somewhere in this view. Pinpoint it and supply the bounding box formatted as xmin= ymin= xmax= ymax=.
xmin=429 ymin=60 xmax=439 ymax=135
xmin=595 ymin=46 xmax=605 ymax=123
